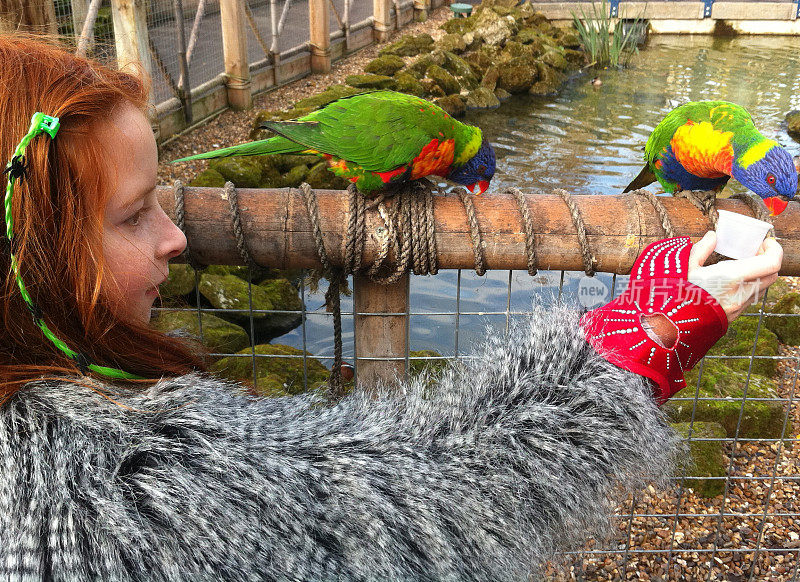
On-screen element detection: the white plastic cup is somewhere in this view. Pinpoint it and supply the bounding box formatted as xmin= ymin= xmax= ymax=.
xmin=715 ymin=209 xmax=772 ymax=260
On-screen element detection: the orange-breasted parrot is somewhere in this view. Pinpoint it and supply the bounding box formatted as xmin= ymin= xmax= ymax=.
xmin=624 ymin=101 xmax=797 ymax=216
xmin=174 ymin=91 xmax=495 ymax=196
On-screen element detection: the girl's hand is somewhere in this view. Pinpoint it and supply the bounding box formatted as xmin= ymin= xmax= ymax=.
xmin=687 ymin=231 xmax=784 ymax=324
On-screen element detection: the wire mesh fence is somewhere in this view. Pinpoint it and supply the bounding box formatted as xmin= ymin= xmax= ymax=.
xmin=153 ymin=262 xmax=800 ymax=580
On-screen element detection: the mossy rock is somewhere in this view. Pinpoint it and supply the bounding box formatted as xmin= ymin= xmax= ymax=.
xmin=394 ymin=72 xmax=427 ymax=97
xmin=199 ymin=273 xmax=276 ymax=317
xmin=441 ymin=51 xmax=479 ymax=88
xmin=557 ymin=30 xmax=582 ymax=49
xmin=497 ymin=56 xmax=539 ymax=94
xmin=495 ymin=87 xmax=512 ymax=102
xmin=208 ymin=157 xmax=262 ymax=188
xmin=466 ymin=87 xmax=500 ymax=110
xmin=762 ymin=291 xmax=800 ymax=345
xmin=253 ymin=278 xmax=304 ymax=341
xmin=438 ymin=33 xmax=467 ymax=54
xmin=665 ymin=360 xmax=790 ymax=439
xmin=406 ymin=51 xmax=447 ymax=80
xmin=461 ymin=46 xmax=500 ymax=77
xmin=189 ymin=168 xmax=226 ymax=188
xmin=541 ymin=47 xmax=569 ymax=71
xmin=280 ymin=164 xmax=311 ymax=188
xmin=409 ymin=350 xmax=449 ymax=378
xmin=435 ymin=95 xmax=466 ymax=118
xmin=294 ymin=85 xmax=362 ymax=110
xmin=707 ymin=315 xmax=779 ymax=377
xmin=249 ymin=107 xmax=315 ymax=140
xmin=786 ymin=110 xmax=800 ymax=138
xmin=345 ymin=74 xmax=397 ymax=90
xmin=379 ymin=33 xmax=435 ymax=57
xmin=440 ymin=15 xmax=476 ymax=35
xmin=671 ymin=422 xmax=727 ymax=498
xmin=766 ymin=276 xmax=792 ymax=307
xmin=481 ymin=66 xmax=500 ymax=91
xmin=500 ymin=39 xmax=536 ymax=61
xmin=529 ymin=62 xmax=565 ymax=95
xmin=152 ymin=310 xmax=250 ymax=355
xmin=364 ymin=54 xmax=406 ymax=76
xmin=204 ymin=264 xmax=275 ymax=284
xmin=212 ymin=343 xmax=329 ymax=395
xmin=305 ymin=161 xmax=351 ymax=190
xmin=472 ymin=10 xmax=518 ymax=46
xmin=422 ymin=80 xmax=447 ymax=99
xmin=159 ymin=264 xmax=197 ymax=299
xmin=427 ymin=64 xmax=461 ymax=96
xmin=563 ymin=48 xmax=586 ymax=67
xmin=514 ymin=28 xmax=545 ymax=51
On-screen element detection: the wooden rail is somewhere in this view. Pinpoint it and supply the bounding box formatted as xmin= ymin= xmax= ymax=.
xmin=156 ymin=185 xmax=800 ymax=275
xmin=157 ymin=184 xmax=800 ymax=386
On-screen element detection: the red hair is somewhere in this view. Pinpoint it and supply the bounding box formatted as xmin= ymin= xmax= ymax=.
xmin=0 ymin=35 xmax=206 ymax=404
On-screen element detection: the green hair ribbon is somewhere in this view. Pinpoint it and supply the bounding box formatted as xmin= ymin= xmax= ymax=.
xmin=4 ymin=112 xmax=143 ymax=380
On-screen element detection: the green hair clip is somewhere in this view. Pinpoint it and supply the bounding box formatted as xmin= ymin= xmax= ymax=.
xmin=4 ymin=112 xmax=143 ymax=380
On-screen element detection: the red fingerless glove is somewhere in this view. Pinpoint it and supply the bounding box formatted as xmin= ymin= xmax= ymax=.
xmin=579 ymin=237 xmax=729 ymax=404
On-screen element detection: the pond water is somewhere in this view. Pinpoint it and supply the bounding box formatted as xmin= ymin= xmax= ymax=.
xmin=278 ymin=34 xmax=800 ymax=364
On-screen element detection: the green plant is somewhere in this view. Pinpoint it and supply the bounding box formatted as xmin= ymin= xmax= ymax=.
xmin=571 ymin=0 xmax=645 ymax=68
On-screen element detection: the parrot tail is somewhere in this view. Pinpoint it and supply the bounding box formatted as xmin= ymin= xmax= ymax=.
xmin=171 ymin=136 xmax=302 ymax=163
xmin=623 ymin=164 xmax=657 ymax=193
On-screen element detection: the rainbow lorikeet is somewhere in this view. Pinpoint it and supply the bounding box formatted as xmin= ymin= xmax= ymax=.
xmin=174 ymin=91 xmax=495 ymax=196
xmin=623 ymin=100 xmax=797 ymax=215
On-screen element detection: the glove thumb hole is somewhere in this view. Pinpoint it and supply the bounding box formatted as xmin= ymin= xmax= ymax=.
xmin=688 ymin=231 xmax=717 ymax=269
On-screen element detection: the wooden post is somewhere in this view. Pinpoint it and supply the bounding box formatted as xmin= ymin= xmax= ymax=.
xmin=354 ymin=274 xmax=410 ymax=390
xmin=373 ymin=0 xmax=392 ymax=42
xmin=110 ymin=0 xmax=153 ymax=81
xmin=219 ymin=0 xmax=252 ymax=110
xmin=413 ymin=0 xmax=429 ymax=22
xmin=309 ymin=0 xmax=331 ymax=73
xmin=71 ymin=0 xmax=93 ymax=47
xmin=0 ymin=0 xmax=57 ymax=34
xmin=173 ymin=0 xmax=193 ymax=123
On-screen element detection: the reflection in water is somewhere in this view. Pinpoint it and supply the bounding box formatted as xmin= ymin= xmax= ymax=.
xmin=282 ymin=35 xmax=800 ymax=361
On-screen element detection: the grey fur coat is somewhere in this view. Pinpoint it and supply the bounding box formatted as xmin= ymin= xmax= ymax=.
xmin=0 ymin=305 xmax=677 ymax=581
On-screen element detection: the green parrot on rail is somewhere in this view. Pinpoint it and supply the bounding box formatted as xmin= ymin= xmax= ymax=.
xmin=624 ymin=100 xmax=797 ymax=215
xmin=174 ymin=91 xmax=496 ymax=196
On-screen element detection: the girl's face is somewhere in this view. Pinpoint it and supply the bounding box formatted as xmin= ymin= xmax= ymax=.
xmin=101 ymin=103 xmax=186 ymax=325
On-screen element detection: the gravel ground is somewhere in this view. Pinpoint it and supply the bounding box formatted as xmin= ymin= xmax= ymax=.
xmin=157 ymin=6 xmax=452 ymax=185
xmin=156 ymin=9 xmax=800 ymax=579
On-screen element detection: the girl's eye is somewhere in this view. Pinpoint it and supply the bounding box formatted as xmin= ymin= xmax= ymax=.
xmin=767 ymin=174 xmax=776 ymax=186
xmin=126 ymin=209 xmax=143 ymax=226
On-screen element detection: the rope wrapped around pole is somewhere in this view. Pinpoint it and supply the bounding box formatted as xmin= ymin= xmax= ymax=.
xmin=162 ymin=185 xmax=800 ymax=275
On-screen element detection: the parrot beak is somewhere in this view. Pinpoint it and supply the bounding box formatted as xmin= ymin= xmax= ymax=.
xmin=468 ymin=180 xmax=490 ymax=195
xmin=764 ymin=196 xmax=789 ymax=216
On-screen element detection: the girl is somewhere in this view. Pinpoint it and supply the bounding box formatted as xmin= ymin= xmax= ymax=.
xmin=0 ymin=35 xmax=783 ymax=581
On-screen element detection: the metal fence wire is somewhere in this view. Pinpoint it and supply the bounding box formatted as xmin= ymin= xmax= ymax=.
xmin=151 ymin=263 xmax=800 ymax=581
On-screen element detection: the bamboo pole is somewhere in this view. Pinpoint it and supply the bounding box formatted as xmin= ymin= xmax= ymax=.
xmin=110 ymin=0 xmax=153 ymax=82
xmin=373 ymin=0 xmax=392 ymax=42
xmin=219 ymin=0 xmax=252 ymax=110
xmin=354 ymin=274 xmax=409 ymax=389
xmin=309 ymin=0 xmax=331 ymax=73
xmin=156 ymin=186 xmax=800 ymax=275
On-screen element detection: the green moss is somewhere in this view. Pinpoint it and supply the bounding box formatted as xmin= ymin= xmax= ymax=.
xmin=211 ymin=343 xmax=329 ymax=395
xmin=435 ymin=95 xmax=466 ymax=117
xmin=159 ymin=264 xmax=197 ymax=299
xmin=786 ymin=111 xmax=800 ymax=137
xmin=189 ymin=169 xmax=226 ymax=188
xmin=152 ymin=310 xmax=250 ymax=355
xmin=528 ymin=62 xmax=565 ymax=96
xmin=198 ymin=273 xmax=275 ymax=317
xmin=437 ymin=33 xmax=467 ymax=54
xmin=208 ymin=157 xmax=263 ymax=188
xmin=379 ymin=33 xmax=435 ymax=57
xmin=345 ymin=74 xmax=397 ymax=90
xmin=394 ymin=73 xmax=427 ymax=97
xmin=665 ymin=360 xmax=790 ymax=439
xmin=427 ymin=65 xmax=461 ymax=95
xmin=294 ymin=85 xmax=362 ymax=110
xmin=305 ymin=162 xmax=351 ymax=190
xmin=466 ymin=87 xmax=500 ymax=110
xmin=496 ymin=56 xmax=539 ymax=93
xmin=765 ymin=291 xmax=800 ymax=345
xmin=541 ymin=48 xmax=569 ymax=71
xmin=364 ymin=55 xmax=406 ymax=76
xmin=405 ymin=52 xmax=446 ymax=79
xmin=408 ymin=350 xmax=448 ymax=378
xmin=440 ymin=15 xmax=476 ymax=35
xmin=707 ymin=315 xmax=779 ymax=377
xmin=670 ymin=422 xmax=727 ymax=498
xmin=280 ymin=164 xmax=311 ymax=188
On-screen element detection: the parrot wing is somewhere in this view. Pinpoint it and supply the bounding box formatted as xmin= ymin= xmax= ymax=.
xmin=261 ymin=91 xmax=463 ymax=173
